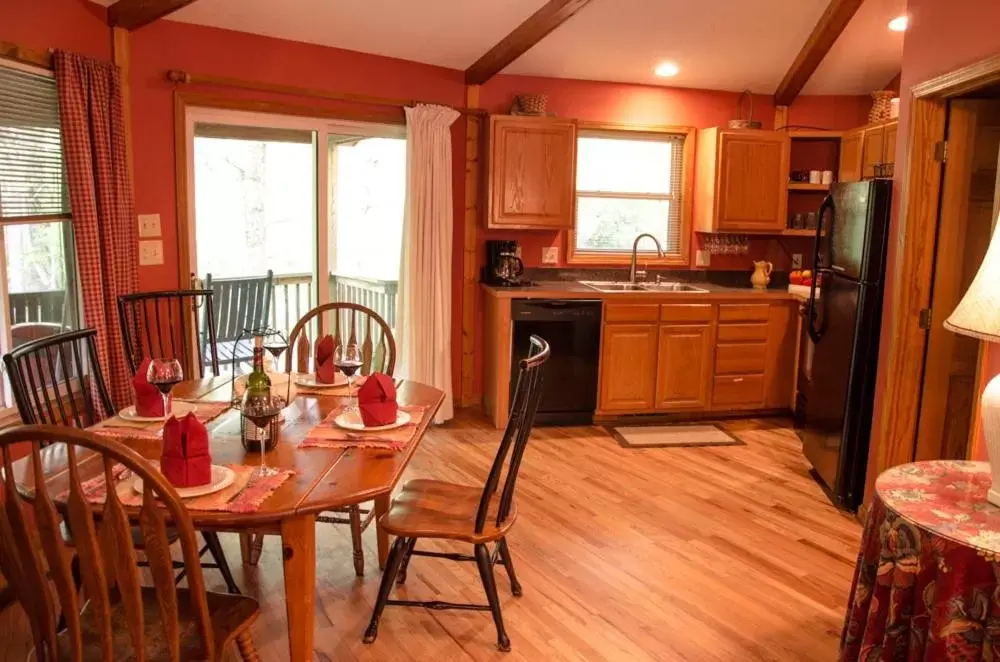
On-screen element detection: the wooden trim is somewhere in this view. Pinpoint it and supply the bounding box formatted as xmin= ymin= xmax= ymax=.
xmin=113 ymin=28 xmax=135 ymax=198
xmin=461 ymin=85 xmax=481 ymax=408
xmin=774 ymin=106 xmax=789 ymax=131
xmin=173 ymin=90 xmax=190 ymax=289
xmin=787 ymin=129 xmax=844 ymax=140
xmin=464 ymin=0 xmax=595 ymax=85
xmin=174 ymin=90 xmax=406 ymax=125
xmin=108 ymin=0 xmax=201 ymax=30
xmin=911 ymin=55 xmax=1000 ymax=98
xmin=773 ymin=0 xmax=865 ymax=106
xmin=0 ymin=40 xmax=53 ymax=70
xmin=566 ymin=125 xmax=695 ymax=267
xmin=0 ymin=213 xmax=73 ymax=225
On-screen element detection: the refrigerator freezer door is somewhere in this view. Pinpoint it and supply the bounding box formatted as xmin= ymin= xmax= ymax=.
xmin=828 ymin=180 xmax=892 ymax=283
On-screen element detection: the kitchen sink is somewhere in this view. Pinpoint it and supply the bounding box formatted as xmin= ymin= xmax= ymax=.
xmin=579 ymin=281 xmax=709 ymax=293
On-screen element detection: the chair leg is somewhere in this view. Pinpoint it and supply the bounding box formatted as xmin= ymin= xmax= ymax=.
xmin=202 ymin=532 xmax=240 ymax=594
xmin=396 ymin=538 xmax=417 ymax=585
xmin=497 ymin=538 xmax=522 ymax=597
xmin=475 ymin=543 xmax=511 ymax=652
xmin=349 ymin=506 xmax=365 ymax=577
xmin=235 ymin=631 xmax=260 ymax=662
xmin=363 ymin=537 xmax=407 ymax=644
xmin=239 ymin=533 xmax=264 ymax=566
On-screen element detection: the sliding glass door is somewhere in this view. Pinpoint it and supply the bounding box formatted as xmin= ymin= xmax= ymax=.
xmin=186 ymin=108 xmax=405 ymax=370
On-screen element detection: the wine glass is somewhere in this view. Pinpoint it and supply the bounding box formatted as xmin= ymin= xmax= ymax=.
xmin=334 ymin=343 xmax=363 ymax=411
xmin=241 ymin=390 xmax=282 ymax=477
xmin=147 ymin=358 xmax=183 ymax=418
xmin=263 ymin=329 xmax=288 ymax=373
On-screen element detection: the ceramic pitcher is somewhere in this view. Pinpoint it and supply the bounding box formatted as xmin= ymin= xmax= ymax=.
xmin=750 ymin=261 xmax=773 ymax=290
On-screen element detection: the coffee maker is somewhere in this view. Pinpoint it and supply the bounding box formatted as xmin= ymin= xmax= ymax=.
xmin=482 ymin=239 xmax=528 ymax=286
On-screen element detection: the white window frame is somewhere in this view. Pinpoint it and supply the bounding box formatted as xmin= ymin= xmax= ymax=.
xmin=567 ymin=123 xmax=694 ymax=267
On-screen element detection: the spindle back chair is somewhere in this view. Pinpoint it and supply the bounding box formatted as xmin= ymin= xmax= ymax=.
xmin=3 ymin=328 xmax=114 ymax=428
xmin=285 ymin=302 xmax=395 ymax=377
xmin=0 ymin=425 xmax=259 ymax=661
xmin=363 ymin=335 xmax=549 ymax=652
xmin=118 ymin=290 xmax=219 ymax=379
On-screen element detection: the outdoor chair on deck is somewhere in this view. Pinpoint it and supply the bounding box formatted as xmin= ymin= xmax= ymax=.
xmin=202 ymin=271 xmax=274 ymax=371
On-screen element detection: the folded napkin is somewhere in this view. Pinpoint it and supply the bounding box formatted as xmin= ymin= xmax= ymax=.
xmin=161 ymin=412 xmax=212 ymax=488
xmin=358 ymin=372 xmax=398 ymax=427
xmin=314 ymin=335 xmax=338 ymax=384
xmin=134 ymin=357 xmax=171 ymax=417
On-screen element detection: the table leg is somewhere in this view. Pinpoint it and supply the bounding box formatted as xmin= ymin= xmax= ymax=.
xmin=281 ymin=515 xmax=316 ymax=662
xmin=375 ymin=494 xmax=390 ymax=570
xmin=239 ymin=533 xmax=263 ymax=566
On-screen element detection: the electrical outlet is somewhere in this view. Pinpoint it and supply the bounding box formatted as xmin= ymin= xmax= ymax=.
xmin=695 ymin=249 xmax=711 ymax=267
xmin=138 ymin=213 xmax=161 ymax=238
xmin=792 ymin=253 xmax=803 ymax=269
xmin=542 ymin=246 xmax=559 ymax=265
xmin=139 ymin=240 xmax=164 ymax=266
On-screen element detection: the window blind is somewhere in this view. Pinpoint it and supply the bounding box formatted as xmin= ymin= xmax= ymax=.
xmin=0 ymin=64 xmax=68 ymax=221
xmin=575 ymin=130 xmax=687 ymax=255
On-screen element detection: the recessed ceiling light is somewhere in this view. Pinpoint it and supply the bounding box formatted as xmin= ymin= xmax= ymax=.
xmin=655 ymin=62 xmax=679 ymax=78
xmin=888 ymin=15 xmax=908 ymax=31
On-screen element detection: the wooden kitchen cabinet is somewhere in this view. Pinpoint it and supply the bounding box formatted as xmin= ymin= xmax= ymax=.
xmin=486 ymin=115 xmax=577 ymax=230
xmin=695 ymin=128 xmax=790 ymax=233
xmin=883 ymin=121 xmax=898 ymax=166
xmin=839 ymin=128 xmax=864 ymax=183
xmin=861 ymin=126 xmax=885 ymax=180
xmin=656 ymin=324 xmax=714 ymax=410
xmin=598 ymin=323 xmax=658 ymax=412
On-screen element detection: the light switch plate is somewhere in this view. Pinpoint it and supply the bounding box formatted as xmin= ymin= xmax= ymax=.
xmin=695 ymin=249 xmax=711 ymax=267
xmin=792 ymin=253 xmax=803 ymax=269
xmin=139 ymin=240 xmax=164 ymax=266
xmin=138 ymin=213 xmax=161 ymax=238
xmin=541 ymin=246 xmax=559 ymax=265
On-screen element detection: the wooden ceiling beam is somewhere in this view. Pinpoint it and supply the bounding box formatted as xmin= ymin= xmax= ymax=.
xmin=464 ymin=0 xmax=595 ymax=85
xmin=773 ymin=0 xmax=865 ymax=106
xmin=108 ymin=0 xmax=201 ymax=30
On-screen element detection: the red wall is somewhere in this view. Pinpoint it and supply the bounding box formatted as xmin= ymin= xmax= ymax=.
xmin=0 ymin=0 xmax=110 ymax=62
xmin=869 ymin=0 xmax=1000 ymax=469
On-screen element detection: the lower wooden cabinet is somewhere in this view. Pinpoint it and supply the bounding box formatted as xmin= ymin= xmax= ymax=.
xmin=598 ymin=323 xmax=658 ymax=411
xmin=655 ymin=324 xmax=714 ymax=410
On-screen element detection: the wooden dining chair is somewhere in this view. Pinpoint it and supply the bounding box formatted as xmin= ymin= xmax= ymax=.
xmin=281 ymin=301 xmax=396 ymax=576
xmin=363 ymin=335 xmax=549 ymax=652
xmin=3 ymin=327 xmax=241 ymax=595
xmin=117 ymin=290 xmax=220 ymax=378
xmin=0 ymin=424 xmax=260 ymax=661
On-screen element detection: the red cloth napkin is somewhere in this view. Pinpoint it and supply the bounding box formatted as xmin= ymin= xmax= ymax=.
xmin=357 ymin=373 xmax=398 ymax=427
xmin=314 ymin=335 xmax=338 ymax=384
xmin=161 ymin=412 xmax=212 ymax=488
xmin=134 ymin=357 xmax=171 ymax=417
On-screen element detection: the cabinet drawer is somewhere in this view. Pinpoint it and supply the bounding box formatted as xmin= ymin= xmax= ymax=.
xmin=713 ymin=374 xmax=765 ymax=407
xmin=716 ymin=323 xmax=769 ymax=343
xmin=718 ymin=303 xmax=770 ymax=323
xmin=715 ymin=343 xmax=767 ymax=375
xmin=604 ymin=304 xmax=659 ymax=323
xmin=660 ymin=304 xmax=714 ymax=324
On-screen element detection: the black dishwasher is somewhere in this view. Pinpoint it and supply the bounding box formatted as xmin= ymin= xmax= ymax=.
xmin=510 ymin=299 xmax=601 ymax=426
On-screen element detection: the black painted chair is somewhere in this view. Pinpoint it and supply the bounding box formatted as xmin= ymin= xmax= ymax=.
xmin=4 ymin=327 xmax=240 ymax=595
xmin=118 ymin=289 xmax=220 ymax=378
xmin=363 ymin=335 xmax=549 ymax=652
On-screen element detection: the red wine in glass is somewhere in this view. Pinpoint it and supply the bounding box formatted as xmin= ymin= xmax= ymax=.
xmin=334 ymin=359 xmax=362 ymax=378
xmin=147 ymin=358 xmax=183 ymax=416
xmin=152 ymin=379 xmax=181 ymax=395
xmin=334 ymin=344 xmax=363 ymax=410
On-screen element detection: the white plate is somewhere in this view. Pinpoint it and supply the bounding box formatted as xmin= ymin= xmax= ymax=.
xmin=118 ymin=400 xmax=198 ymax=422
xmin=294 ymin=372 xmax=348 ymax=388
xmin=333 ymin=409 xmax=411 ymax=432
xmin=133 ymin=464 xmax=235 ymax=499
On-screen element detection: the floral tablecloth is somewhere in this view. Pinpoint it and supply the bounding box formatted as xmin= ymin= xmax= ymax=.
xmin=841 ymin=460 xmax=1000 ymax=661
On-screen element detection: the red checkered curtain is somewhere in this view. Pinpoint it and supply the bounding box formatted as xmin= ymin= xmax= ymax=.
xmin=53 ymin=51 xmax=137 ymax=408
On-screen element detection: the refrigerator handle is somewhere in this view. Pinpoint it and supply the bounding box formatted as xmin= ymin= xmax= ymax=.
xmin=814 ymin=194 xmax=835 ymax=269
xmin=807 ymin=195 xmax=835 ymax=344
xmin=807 ymin=267 xmax=834 ymax=343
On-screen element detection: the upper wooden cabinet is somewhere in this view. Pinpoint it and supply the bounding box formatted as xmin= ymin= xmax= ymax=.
xmin=486 ymin=115 xmax=577 ymax=230
xmin=695 ymin=128 xmax=790 ymax=233
xmin=861 ymin=127 xmax=885 ymax=180
xmin=840 ymin=121 xmax=898 ymax=183
xmin=883 ymin=122 xmax=898 ymax=166
xmin=839 ymin=128 xmax=864 ymax=183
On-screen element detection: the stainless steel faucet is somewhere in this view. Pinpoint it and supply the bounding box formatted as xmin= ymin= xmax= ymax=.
xmin=629 ymin=233 xmax=665 ymax=283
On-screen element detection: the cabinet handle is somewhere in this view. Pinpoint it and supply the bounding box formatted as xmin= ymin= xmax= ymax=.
xmin=733 ymin=378 xmax=744 ymax=383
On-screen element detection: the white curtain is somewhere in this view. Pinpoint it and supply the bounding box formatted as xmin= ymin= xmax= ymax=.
xmin=397 ymin=104 xmax=460 ymax=422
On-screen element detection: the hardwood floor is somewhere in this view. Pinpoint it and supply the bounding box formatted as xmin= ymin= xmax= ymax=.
xmin=0 ymin=412 xmax=861 ymax=661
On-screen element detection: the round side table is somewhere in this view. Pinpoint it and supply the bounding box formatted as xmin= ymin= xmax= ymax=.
xmin=841 ymin=460 xmax=1000 ymax=661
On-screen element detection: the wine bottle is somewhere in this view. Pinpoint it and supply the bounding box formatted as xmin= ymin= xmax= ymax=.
xmin=247 ymin=335 xmax=271 ymax=396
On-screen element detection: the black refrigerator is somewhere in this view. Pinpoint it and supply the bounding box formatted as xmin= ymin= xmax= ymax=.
xmin=795 ymin=180 xmax=892 ymax=511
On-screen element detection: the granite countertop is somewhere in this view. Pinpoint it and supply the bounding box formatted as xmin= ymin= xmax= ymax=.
xmin=482 ymin=280 xmax=796 ymax=301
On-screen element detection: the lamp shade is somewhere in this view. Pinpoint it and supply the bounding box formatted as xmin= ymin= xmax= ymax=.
xmin=945 ymin=217 xmax=1000 ymax=342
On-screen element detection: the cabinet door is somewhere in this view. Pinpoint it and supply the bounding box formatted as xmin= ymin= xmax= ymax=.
xmin=655 ymin=324 xmax=713 ymax=410
xmin=882 ymin=121 xmax=898 ymax=165
xmin=598 ymin=324 xmax=658 ymax=412
xmin=839 ymin=129 xmax=864 ymax=183
xmin=764 ymin=302 xmax=798 ymax=408
xmin=487 ymin=116 xmax=576 ymax=229
xmin=716 ymin=131 xmax=789 ymax=231
xmin=861 ymin=126 xmax=885 ymax=180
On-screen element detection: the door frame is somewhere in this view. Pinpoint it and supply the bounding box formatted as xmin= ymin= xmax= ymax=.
xmin=866 ymin=55 xmax=1000 ymax=505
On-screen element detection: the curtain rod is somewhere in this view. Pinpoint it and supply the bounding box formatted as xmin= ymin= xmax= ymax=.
xmin=0 ymin=41 xmax=54 ymax=70
xmin=166 ymin=70 xmax=486 ymax=116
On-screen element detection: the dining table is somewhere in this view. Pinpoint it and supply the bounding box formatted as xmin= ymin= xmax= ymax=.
xmin=11 ymin=374 xmax=445 ymax=662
